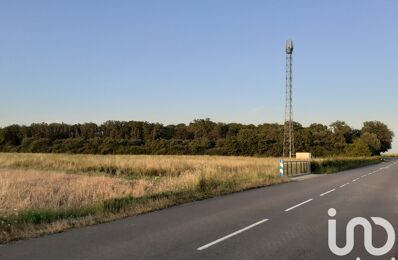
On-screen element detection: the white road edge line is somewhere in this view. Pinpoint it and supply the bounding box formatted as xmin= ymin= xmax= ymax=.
xmin=285 ymin=198 xmax=313 ymax=212
xmin=320 ymin=189 xmax=336 ymax=197
xmin=197 ymin=219 xmax=269 ymax=250
xmin=340 ymin=183 xmax=350 ymax=188
xmin=352 ymin=178 xmax=359 ymax=182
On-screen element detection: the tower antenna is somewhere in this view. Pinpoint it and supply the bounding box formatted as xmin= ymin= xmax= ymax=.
xmin=283 ymin=39 xmax=294 ymax=158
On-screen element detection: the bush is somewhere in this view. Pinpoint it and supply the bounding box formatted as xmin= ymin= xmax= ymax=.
xmin=29 ymin=138 xmax=52 ymax=153
xmin=311 ymin=158 xmax=380 ymax=174
xmin=197 ymin=175 xmax=223 ymax=193
xmin=345 ymin=139 xmax=372 ymax=157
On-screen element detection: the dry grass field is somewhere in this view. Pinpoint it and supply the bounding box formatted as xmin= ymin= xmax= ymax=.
xmin=0 ymin=168 xmax=136 ymax=214
xmin=0 ymin=153 xmax=285 ymax=242
xmin=0 ymin=155 xmax=281 ymax=213
xmin=0 ymin=153 xmax=280 ymax=177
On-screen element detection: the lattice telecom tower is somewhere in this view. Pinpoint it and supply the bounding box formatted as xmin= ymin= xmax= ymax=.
xmin=283 ymin=39 xmax=294 ymax=158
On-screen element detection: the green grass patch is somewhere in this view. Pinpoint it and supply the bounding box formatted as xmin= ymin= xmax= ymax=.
xmin=311 ymin=157 xmax=382 ymax=174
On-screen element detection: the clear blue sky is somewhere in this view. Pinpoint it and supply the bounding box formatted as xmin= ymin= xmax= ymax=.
xmin=1 ymin=1 xmax=397 ymax=152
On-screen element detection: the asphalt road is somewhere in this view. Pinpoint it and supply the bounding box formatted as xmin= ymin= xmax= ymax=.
xmin=1 ymin=159 xmax=398 ymax=260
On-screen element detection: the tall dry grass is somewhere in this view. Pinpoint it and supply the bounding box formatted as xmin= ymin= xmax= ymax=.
xmin=0 ymin=153 xmax=280 ymax=217
xmin=0 ymin=169 xmax=138 ymax=214
xmin=0 ymin=153 xmax=279 ymax=178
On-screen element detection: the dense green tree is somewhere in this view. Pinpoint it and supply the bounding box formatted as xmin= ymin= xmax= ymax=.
xmin=226 ymin=123 xmax=242 ymax=137
xmin=222 ymin=136 xmax=240 ymax=155
xmin=189 ymin=137 xmax=212 ymax=154
xmin=0 ymin=119 xmax=393 ymax=156
xmin=237 ymin=129 xmax=258 ymax=155
xmin=210 ymin=123 xmax=228 ymax=140
xmin=329 ymin=121 xmax=354 ymax=152
xmin=257 ymin=123 xmax=283 ymax=156
xmin=362 ymin=121 xmax=394 ymax=153
xmin=129 ymin=121 xmax=144 ymax=140
xmin=0 ymin=125 xmax=22 ymax=146
xmin=305 ymin=123 xmax=335 ymax=156
xmin=360 ymin=132 xmax=381 ymax=155
xmin=79 ymin=123 xmax=99 ymax=138
xmin=189 ymin=118 xmax=216 ymax=139
xmin=330 ymin=121 xmax=353 ymax=143
xmin=174 ymin=124 xmax=193 ymax=140
xmin=30 ymin=123 xmax=49 ymax=138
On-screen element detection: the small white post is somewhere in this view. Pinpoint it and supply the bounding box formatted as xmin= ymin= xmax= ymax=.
xmin=280 ymin=159 xmax=284 ymax=177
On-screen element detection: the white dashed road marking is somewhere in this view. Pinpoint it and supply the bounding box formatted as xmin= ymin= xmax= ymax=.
xmin=197 ymin=219 xmax=269 ymax=250
xmin=285 ymin=199 xmax=313 ymax=212
xmin=320 ymin=189 xmax=336 ymax=197
xmin=340 ymin=183 xmax=350 ymax=188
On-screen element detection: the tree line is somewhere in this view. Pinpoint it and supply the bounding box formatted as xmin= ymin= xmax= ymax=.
xmin=0 ymin=119 xmax=394 ymax=157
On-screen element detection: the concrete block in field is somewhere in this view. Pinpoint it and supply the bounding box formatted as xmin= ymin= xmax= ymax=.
xmin=296 ymin=152 xmax=312 ymax=160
